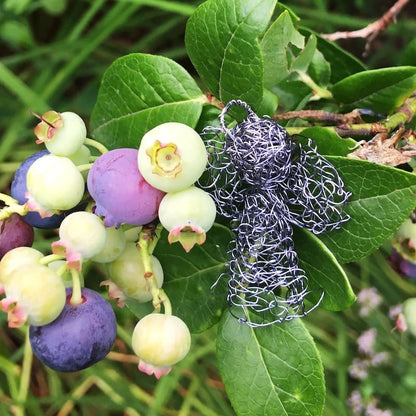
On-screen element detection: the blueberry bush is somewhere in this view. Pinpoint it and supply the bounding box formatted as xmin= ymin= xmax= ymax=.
xmin=1 ymin=0 xmax=416 ymax=415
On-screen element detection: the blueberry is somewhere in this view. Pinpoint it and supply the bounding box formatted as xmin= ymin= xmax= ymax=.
xmin=11 ymin=150 xmax=65 ymax=229
xmin=0 ymin=213 xmax=34 ymax=260
xmin=29 ymin=287 xmax=117 ymax=372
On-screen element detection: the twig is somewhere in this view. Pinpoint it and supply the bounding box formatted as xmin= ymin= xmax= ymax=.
xmin=321 ymin=0 xmax=409 ymax=54
xmin=285 ymin=93 xmax=416 ymax=138
xmin=274 ymin=109 xmax=364 ymax=125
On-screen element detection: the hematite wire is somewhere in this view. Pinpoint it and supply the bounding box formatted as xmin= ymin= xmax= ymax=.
xmin=200 ymin=100 xmax=350 ymax=327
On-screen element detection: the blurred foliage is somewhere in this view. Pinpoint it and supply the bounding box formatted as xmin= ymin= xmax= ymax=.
xmin=284 ymin=0 xmax=416 ymax=68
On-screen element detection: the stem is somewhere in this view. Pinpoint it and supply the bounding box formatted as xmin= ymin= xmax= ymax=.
xmin=148 ymin=223 xmax=164 ymax=254
xmin=285 ymin=93 xmax=416 ymax=137
xmin=15 ymin=328 xmax=33 ymax=416
xmin=137 ymin=225 xmax=172 ymax=315
xmin=321 ymin=0 xmax=409 ymax=42
xmin=84 ymin=138 xmax=109 ymax=155
xmin=39 ymin=254 xmax=65 ymax=265
xmin=56 ymin=262 xmax=68 ymax=277
xmin=296 ymin=71 xmax=333 ymax=100
xmin=57 ymin=376 xmax=97 ymax=416
xmin=0 ymin=194 xmax=28 ymax=220
xmin=0 ymin=193 xmax=19 ymax=206
xmin=76 ymin=163 xmax=93 ymax=173
xmin=70 ymin=269 xmax=83 ymax=305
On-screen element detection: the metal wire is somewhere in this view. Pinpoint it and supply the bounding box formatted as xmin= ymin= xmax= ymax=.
xmin=200 ymin=100 xmax=351 ymax=327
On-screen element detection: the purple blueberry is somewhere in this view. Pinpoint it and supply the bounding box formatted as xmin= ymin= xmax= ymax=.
xmin=11 ymin=150 xmax=65 ymax=228
xmin=0 ymin=213 xmax=34 ymax=259
xmin=29 ymin=287 xmax=117 ymax=372
xmin=388 ymin=248 xmax=416 ymax=279
xmin=87 ymin=148 xmax=165 ymax=227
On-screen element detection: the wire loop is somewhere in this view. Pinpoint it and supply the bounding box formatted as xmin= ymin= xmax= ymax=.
xmin=200 ymin=100 xmax=351 ymax=327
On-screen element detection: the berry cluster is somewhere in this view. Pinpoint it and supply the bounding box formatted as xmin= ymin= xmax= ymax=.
xmin=0 ymin=110 xmax=214 ymax=377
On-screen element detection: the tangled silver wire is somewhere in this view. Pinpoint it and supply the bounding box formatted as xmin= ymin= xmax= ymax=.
xmin=201 ymin=100 xmax=351 ymax=327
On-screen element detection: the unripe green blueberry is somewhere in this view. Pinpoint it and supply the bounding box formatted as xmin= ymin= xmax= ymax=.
xmin=158 ymin=186 xmax=216 ymax=252
xmin=91 ymin=226 xmax=126 ymax=264
xmin=26 ymin=154 xmax=85 ymax=216
xmin=395 ymin=218 xmax=416 ymax=241
xmin=402 ymin=298 xmax=416 ymax=336
xmin=34 ymin=111 xmax=87 ymax=157
xmin=123 ymin=226 xmax=142 ymax=242
xmin=1 ymin=264 xmax=66 ymax=327
xmin=52 ymin=212 xmax=107 ymax=270
xmin=105 ymin=242 xmax=163 ymax=305
xmin=67 ymin=144 xmax=91 ymax=165
xmin=132 ymin=313 xmax=191 ymax=378
xmin=0 ymin=247 xmax=44 ymax=288
xmin=137 ymin=122 xmax=208 ymax=192
xmin=47 ymin=260 xmax=75 ymax=288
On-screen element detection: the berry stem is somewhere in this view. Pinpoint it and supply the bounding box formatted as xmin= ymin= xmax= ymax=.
xmin=0 ymin=192 xmax=20 ymax=207
xmin=39 ymin=253 xmax=65 ymax=265
xmin=148 ymin=222 xmax=164 ymax=254
xmin=0 ymin=193 xmax=28 ymax=220
xmin=76 ymin=163 xmax=93 ymax=173
xmin=15 ymin=328 xmax=33 ymax=416
xmin=70 ymin=268 xmax=84 ymax=305
xmin=84 ymin=138 xmax=109 ymax=155
xmin=137 ymin=225 xmax=172 ymax=315
xmin=56 ymin=261 xmax=68 ymax=277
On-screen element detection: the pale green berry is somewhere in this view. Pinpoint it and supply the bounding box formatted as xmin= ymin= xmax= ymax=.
xmin=395 ymin=218 xmax=416 ymax=241
xmin=92 ymin=226 xmax=126 ymax=263
xmin=123 ymin=226 xmax=142 ymax=243
xmin=402 ymin=298 xmax=416 ymax=336
xmin=132 ymin=313 xmax=191 ymax=378
xmin=34 ymin=111 xmax=87 ymax=157
xmin=26 ymin=154 xmax=85 ymax=215
xmin=1 ymin=264 xmax=66 ymax=327
xmin=47 ymin=260 xmax=74 ymax=287
xmin=158 ymin=186 xmax=216 ymax=252
xmin=137 ymin=122 xmax=207 ymax=192
xmin=0 ymin=247 xmax=44 ymax=287
xmin=107 ymin=242 xmax=163 ymax=304
xmin=67 ymin=144 xmax=91 ymax=165
xmin=52 ymin=212 xmax=107 ymax=270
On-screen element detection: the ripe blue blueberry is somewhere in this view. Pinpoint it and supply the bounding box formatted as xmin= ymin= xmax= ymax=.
xmin=29 ymin=287 xmax=117 ymax=372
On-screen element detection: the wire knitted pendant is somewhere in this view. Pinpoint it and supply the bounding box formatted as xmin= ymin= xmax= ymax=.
xmin=201 ymin=100 xmax=351 ymax=327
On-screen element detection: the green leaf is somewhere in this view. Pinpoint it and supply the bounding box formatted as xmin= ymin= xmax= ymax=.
xmin=271 ymin=80 xmax=312 ymax=112
xmin=217 ymin=309 xmax=325 ymax=416
xmin=313 ymin=32 xmax=366 ymax=83
xmin=298 ymin=127 xmax=356 ymax=156
xmin=257 ymin=88 xmax=279 ymax=117
xmin=294 ymin=227 xmax=355 ymax=311
xmin=291 ymin=34 xmax=317 ymax=74
xmin=402 ymin=38 xmax=416 ymax=66
xmin=261 ymin=10 xmax=305 ymax=87
xmin=153 ymin=223 xmax=232 ymax=333
xmin=90 ymin=53 xmax=206 ymax=149
xmin=185 ymin=0 xmax=277 ymax=110
xmin=319 ymin=157 xmax=416 ymax=263
xmin=332 ymin=66 xmax=416 ymax=115
xmin=309 ymin=47 xmax=331 ymax=88
xmin=288 ymin=35 xmax=335 ymax=100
